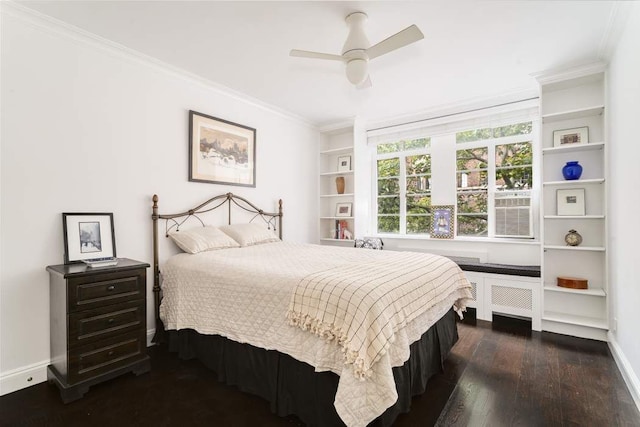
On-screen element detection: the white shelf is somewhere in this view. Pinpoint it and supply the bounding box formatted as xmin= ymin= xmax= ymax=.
xmin=543 ymin=178 xmax=604 ymax=186
xmin=320 ymin=170 xmax=353 ymax=177
xmin=542 ymin=142 xmax=604 ymax=155
xmin=543 ymin=215 xmax=605 ymax=219
xmin=320 ymin=193 xmax=354 ymax=198
xmin=320 ymin=216 xmax=354 ymax=220
xmin=543 ymin=285 xmax=606 ymax=297
xmin=542 ymin=311 xmax=608 ymax=330
xmin=320 ymin=238 xmax=354 ymax=243
xmin=541 ymin=105 xmax=604 ymax=123
xmin=543 ymin=245 xmax=605 ymax=252
xmin=320 ymin=146 xmax=353 ymax=156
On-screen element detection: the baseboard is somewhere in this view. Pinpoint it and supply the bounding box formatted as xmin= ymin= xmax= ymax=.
xmin=147 ymin=328 xmax=156 ymax=347
xmin=0 ymin=359 xmax=49 ymax=396
xmin=608 ymin=332 xmax=640 ymax=413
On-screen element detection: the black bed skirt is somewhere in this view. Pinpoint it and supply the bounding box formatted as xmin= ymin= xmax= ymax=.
xmin=167 ymin=309 xmax=458 ymax=427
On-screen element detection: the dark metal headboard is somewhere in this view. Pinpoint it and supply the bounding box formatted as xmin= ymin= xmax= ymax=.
xmin=151 ymin=192 xmax=283 ymax=343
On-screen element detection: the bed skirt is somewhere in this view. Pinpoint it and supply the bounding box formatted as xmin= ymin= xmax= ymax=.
xmin=166 ymin=308 xmax=458 ymax=427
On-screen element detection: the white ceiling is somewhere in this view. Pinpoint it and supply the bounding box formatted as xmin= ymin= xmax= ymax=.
xmin=18 ymin=1 xmax=623 ymax=128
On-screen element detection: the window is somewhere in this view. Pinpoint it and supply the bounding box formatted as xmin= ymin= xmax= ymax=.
xmin=456 ymin=122 xmax=533 ymax=237
xmin=371 ymin=108 xmax=537 ymax=240
xmin=376 ymin=139 xmax=431 ymax=234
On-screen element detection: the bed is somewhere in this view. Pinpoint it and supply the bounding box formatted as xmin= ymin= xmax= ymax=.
xmin=151 ymin=193 xmax=473 ymax=427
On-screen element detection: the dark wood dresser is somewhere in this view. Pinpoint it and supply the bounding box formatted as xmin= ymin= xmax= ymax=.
xmin=46 ymin=258 xmax=151 ymax=402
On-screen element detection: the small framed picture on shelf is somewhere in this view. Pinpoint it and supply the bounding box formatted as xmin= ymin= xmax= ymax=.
xmin=337 ymin=155 xmax=351 ymax=172
xmin=430 ymin=205 xmax=455 ymax=239
xmin=556 ymin=188 xmax=585 ymax=216
xmin=553 ymin=127 xmax=589 ymax=147
xmin=335 ymin=202 xmax=352 ymax=217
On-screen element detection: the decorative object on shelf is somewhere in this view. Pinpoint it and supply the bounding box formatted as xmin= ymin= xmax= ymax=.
xmin=337 ymin=155 xmax=352 ymax=172
xmin=343 ymin=229 xmax=353 ymax=240
xmin=553 ymin=126 xmax=589 ymax=147
xmin=188 ymin=110 xmax=256 ymax=187
xmin=335 ymin=202 xmax=352 ymax=217
xmin=335 ymin=176 xmax=345 ymax=194
xmin=334 ymin=219 xmax=350 ymax=239
xmin=562 ymin=161 xmax=583 ymax=180
xmin=564 ymin=229 xmax=583 ymax=246
xmin=430 ymin=205 xmax=454 ymax=239
xmin=556 ymin=188 xmax=585 ymax=216
xmin=557 ymin=276 xmax=588 ymax=290
xmin=62 ymin=213 xmax=116 ymax=264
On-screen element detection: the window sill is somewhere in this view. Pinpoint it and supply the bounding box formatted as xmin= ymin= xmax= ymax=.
xmin=374 ymin=233 xmax=541 ymax=245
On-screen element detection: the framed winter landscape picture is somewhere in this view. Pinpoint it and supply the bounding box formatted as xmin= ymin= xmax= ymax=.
xmin=62 ymin=213 xmax=116 ymax=264
xmin=189 ymin=110 xmax=256 ymax=187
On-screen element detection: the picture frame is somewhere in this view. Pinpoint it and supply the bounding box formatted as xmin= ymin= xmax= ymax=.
xmin=557 ymin=188 xmax=586 ymax=216
xmin=62 ymin=213 xmax=116 ymax=264
xmin=337 ymin=155 xmax=351 ymax=172
xmin=430 ymin=205 xmax=455 ymax=239
xmin=189 ymin=110 xmax=256 ymax=187
xmin=335 ymin=202 xmax=352 ymax=217
xmin=553 ymin=127 xmax=589 ymax=147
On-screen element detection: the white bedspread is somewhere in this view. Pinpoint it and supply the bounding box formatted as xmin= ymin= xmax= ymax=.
xmin=160 ymin=242 xmax=472 ymax=427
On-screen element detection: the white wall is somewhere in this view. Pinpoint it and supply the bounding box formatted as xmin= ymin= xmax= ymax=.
xmin=0 ymin=7 xmax=319 ymax=393
xmin=607 ymin=3 xmax=640 ymax=408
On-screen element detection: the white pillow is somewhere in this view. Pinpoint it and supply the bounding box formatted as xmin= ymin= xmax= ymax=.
xmin=168 ymin=226 xmax=240 ymax=254
xmin=218 ymin=223 xmax=280 ymax=247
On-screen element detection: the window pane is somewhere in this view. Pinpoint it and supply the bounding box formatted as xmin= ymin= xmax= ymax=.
xmin=496 ymin=166 xmax=533 ymax=190
xmin=377 ymin=158 xmax=400 ymax=177
xmin=406 ymin=176 xmax=431 ymax=193
xmin=457 ymin=215 xmax=488 ymax=236
xmin=493 ymin=122 xmax=532 ymax=138
xmin=457 ymin=170 xmax=488 ymax=188
xmin=407 ymin=216 xmax=430 ymax=234
xmin=406 ymin=154 xmax=431 ymax=175
xmin=495 ymin=142 xmax=532 ymax=167
xmin=456 ymin=148 xmax=488 ymax=170
xmin=456 ymin=128 xmax=492 ymax=143
xmin=378 ymin=178 xmax=399 ymax=196
xmin=457 ymin=191 xmax=488 ymax=214
xmin=378 ymin=196 xmax=400 ymax=214
xmin=404 ymin=138 xmax=431 ymax=150
xmin=407 ymin=195 xmax=431 ymax=214
xmin=378 ymin=216 xmax=399 ymax=233
xmin=377 ymin=142 xmax=402 ymax=154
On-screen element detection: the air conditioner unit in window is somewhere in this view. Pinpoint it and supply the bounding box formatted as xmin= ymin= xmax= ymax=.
xmin=494 ymin=192 xmax=533 ymax=238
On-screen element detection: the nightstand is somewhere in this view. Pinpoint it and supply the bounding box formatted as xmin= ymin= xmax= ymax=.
xmin=46 ymin=258 xmax=151 ymax=403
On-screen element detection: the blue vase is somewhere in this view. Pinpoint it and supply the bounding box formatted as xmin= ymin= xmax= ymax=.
xmin=562 ymin=161 xmax=583 ymax=180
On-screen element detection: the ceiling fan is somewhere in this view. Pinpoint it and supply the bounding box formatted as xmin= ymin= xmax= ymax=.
xmin=290 ymin=12 xmax=424 ymax=88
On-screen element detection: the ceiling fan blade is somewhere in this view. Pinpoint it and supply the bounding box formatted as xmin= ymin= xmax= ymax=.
xmin=356 ymin=75 xmax=372 ymax=90
xmin=290 ymin=49 xmax=344 ymax=61
xmin=366 ymin=25 xmax=424 ymax=60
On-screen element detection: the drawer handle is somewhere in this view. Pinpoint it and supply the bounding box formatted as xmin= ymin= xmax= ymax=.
xmin=106 ymin=285 xmax=116 ymax=291
xmin=108 ymin=351 xmax=114 ymax=356
xmin=107 ymin=318 xmax=115 ymax=324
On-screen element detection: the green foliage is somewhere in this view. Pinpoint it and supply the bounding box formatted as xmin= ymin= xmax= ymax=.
xmin=457 ymin=191 xmax=488 ymax=214
xmin=457 ymin=215 xmax=488 ymax=236
xmin=378 ymin=216 xmax=399 ymax=233
xmin=407 ymin=216 xmax=430 ymax=234
xmin=406 ymin=154 xmax=431 ymax=175
xmin=377 ymin=138 xmax=431 ymax=154
xmin=406 ymin=195 xmax=431 ymax=214
xmin=496 ymin=142 xmax=533 ymax=189
xmin=456 ymin=148 xmax=488 ymax=171
xmin=378 ymin=196 xmax=400 ymax=214
xmin=378 ymin=178 xmax=399 ymax=196
xmin=456 ymin=121 xmax=532 ymax=143
xmin=377 ymin=158 xmax=400 ymax=177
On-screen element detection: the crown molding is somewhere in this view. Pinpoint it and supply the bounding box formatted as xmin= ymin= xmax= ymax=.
xmin=531 ymin=61 xmax=608 ymax=86
xmin=0 ymin=1 xmax=317 ymax=130
xmin=598 ymin=2 xmax=634 ymax=61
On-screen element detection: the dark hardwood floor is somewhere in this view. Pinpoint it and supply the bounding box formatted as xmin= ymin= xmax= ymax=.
xmin=2 ymin=314 xmax=639 ymax=427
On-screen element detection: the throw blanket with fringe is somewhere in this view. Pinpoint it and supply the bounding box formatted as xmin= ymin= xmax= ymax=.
xmin=287 ymin=251 xmax=471 ymax=379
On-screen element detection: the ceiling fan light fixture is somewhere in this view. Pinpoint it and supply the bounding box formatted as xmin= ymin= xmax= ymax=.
xmin=346 ymin=59 xmax=368 ymax=85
